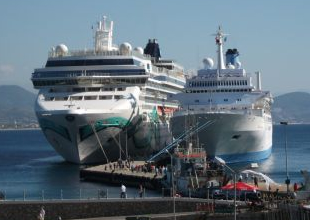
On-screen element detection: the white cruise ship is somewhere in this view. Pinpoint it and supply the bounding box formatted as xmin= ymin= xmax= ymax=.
xmin=31 ymin=16 xmax=185 ymax=164
xmin=169 ymin=27 xmax=273 ymax=163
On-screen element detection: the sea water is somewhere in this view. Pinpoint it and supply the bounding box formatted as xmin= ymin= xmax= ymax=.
xmin=0 ymin=125 xmax=309 ymax=200
xmin=0 ymin=129 xmax=160 ymax=200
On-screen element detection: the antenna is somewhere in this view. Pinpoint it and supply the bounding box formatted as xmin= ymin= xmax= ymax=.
xmin=212 ymin=26 xmax=229 ymax=76
xmin=94 ymin=16 xmax=114 ymax=52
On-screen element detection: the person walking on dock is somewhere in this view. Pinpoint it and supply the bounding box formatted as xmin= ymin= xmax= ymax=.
xmin=139 ymin=183 xmax=144 ymax=198
xmin=38 ymin=206 xmax=45 ymax=220
xmin=254 ymin=176 xmax=258 ymax=187
xmin=120 ymin=184 xmax=127 ymax=198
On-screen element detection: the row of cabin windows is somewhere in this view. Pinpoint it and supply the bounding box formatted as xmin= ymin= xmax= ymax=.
xmin=185 ymin=88 xmax=251 ymax=93
xmin=49 ymin=87 xmax=125 ymax=93
xmin=32 ymin=78 xmax=146 ymax=87
xmin=194 ymin=98 xmax=242 ymax=103
xmin=45 ymin=59 xmax=134 ymax=67
xmin=32 ymin=69 xmax=146 ymax=79
xmin=188 ymin=80 xmax=248 ymax=87
xmin=188 ymin=107 xmax=249 ymax=111
xmin=47 ymin=95 xmax=123 ymax=101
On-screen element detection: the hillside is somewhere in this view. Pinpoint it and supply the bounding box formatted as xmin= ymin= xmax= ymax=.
xmin=272 ymin=92 xmax=310 ymax=124
xmin=0 ymin=85 xmax=309 ymax=127
xmin=0 ymin=85 xmax=37 ymax=127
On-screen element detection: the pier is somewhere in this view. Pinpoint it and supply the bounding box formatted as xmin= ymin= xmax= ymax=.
xmin=80 ymin=161 xmax=165 ymax=190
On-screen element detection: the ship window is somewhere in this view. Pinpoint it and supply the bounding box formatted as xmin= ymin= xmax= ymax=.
xmin=84 ymin=96 xmax=97 ymax=100
xmin=114 ymin=95 xmax=121 ymax=100
xmin=54 ymin=97 xmax=67 ymax=101
xmin=49 ymin=97 xmax=55 ymax=101
xmin=71 ymin=96 xmax=83 ymax=100
xmin=224 ymin=99 xmax=228 ymax=102
xmin=232 ymin=134 xmax=241 ymax=140
xmin=73 ymin=88 xmax=85 ymax=92
xmin=195 ymin=99 xmax=199 ymax=103
xmin=117 ymin=87 xmax=124 ymax=91
xmin=99 ymin=95 xmax=112 ymax=100
xmin=88 ymin=87 xmax=100 ymax=92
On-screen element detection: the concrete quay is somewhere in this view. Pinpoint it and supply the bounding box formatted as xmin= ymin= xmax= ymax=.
xmin=80 ymin=161 xmax=165 ymax=189
xmin=0 ymin=197 xmax=232 ymax=220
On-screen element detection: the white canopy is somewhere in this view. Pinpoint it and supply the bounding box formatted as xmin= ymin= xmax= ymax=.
xmin=241 ymin=169 xmax=280 ymax=190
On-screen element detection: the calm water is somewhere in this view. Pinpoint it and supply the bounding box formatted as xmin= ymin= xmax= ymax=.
xmin=0 ymin=125 xmax=309 ymax=200
xmin=0 ymin=129 xmax=159 ymax=200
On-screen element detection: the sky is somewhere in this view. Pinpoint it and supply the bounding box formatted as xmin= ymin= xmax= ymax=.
xmin=0 ymin=0 xmax=309 ymax=96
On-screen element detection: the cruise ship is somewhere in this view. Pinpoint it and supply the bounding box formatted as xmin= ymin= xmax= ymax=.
xmin=31 ymin=16 xmax=185 ymax=164
xmin=169 ymin=27 xmax=273 ymax=163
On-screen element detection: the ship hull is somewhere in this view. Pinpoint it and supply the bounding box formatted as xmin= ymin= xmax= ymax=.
xmin=170 ymin=112 xmax=272 ymax=163
xmin=37 ymin=109 xmax=172 ymax=164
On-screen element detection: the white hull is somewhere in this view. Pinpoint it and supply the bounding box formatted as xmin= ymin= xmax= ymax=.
xmin=37 ymin=109 xmax=172 ymax=164
xmin=170 ymin=111 xmax=272 ymax=163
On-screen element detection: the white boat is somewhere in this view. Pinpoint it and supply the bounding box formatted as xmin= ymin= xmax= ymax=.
xmin=169 ymin=27 xmax=273 ymax=163
xmin=31 ymin=16 xmax=185 ymax=164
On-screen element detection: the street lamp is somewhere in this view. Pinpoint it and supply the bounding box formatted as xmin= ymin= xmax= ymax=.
xmin=280 ymin=121 xmax=290 ymax=194
xmin=166 ymin=149 xmax=176 ymax=220
xmin=215 ymin=156 xmax=236 ymax=220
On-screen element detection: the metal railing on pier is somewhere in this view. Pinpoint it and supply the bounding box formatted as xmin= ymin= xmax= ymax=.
xmin=0 ymin=188 xmax=164 ymax=201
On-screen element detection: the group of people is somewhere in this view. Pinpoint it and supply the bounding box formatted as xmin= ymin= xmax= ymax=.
xmin=238 ymin=173 xmax=259 ymax=187
xmin=104 ymin=159 xmax=167 ymax=178
xmin=120 ymin=183 xmax=145 ymax=198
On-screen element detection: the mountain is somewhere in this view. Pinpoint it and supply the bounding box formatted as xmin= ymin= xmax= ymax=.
xmin=272 ymin=92 xmax=310 ymax=124
xmin=0 ymin=85 xmax=37 ymax=127
xmin=0 ymin=85 xmax=309 ymax=127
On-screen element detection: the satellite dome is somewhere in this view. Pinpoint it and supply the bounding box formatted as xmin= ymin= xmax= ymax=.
xmin=119 ymin=42 xmax=132 ymax=55
xmin=235 ymin=61 xmax=242 ymax=69
xmin=55 ymin=44 xmax=68 ymax=56
xmin=203 ymin=57 xmax=214 ymax=69
xmin=134 ymin=47 xmax=144 ymax=55
xmin=227 ymin=63 xmax=235 ymax=69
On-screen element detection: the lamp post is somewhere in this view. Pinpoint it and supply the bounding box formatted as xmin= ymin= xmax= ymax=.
xmin=215 ymin=156 xmax=236 ymax=220
xmin=280 ymin=121 xmax=290 ymax=194
xmin=166 ymin=149 xmax=176 ymax=220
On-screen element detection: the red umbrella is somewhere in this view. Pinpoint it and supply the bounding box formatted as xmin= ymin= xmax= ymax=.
xmin=221 ymin=182 xmax=258 ymax=191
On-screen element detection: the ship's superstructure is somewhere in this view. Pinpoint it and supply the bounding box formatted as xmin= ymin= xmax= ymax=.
xmin=31 ymin=16 xmax=185 ymax=164
xmin=170 ymin=27 xmax=273 ymax=163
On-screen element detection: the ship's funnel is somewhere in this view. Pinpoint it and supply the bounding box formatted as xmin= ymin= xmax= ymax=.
xmin=225 ymin=48 xmax=240 ymax=66
xmin=144 ymin=39 xmax=161 ymax=60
